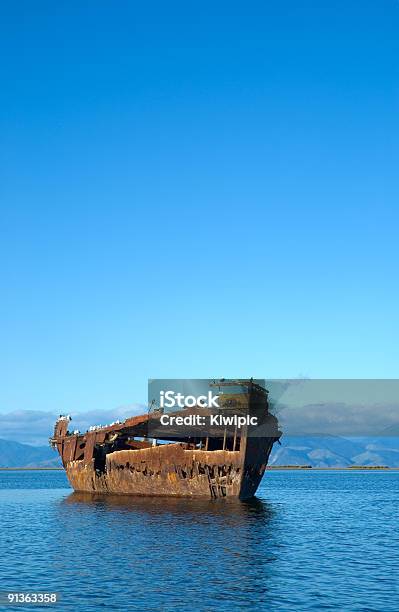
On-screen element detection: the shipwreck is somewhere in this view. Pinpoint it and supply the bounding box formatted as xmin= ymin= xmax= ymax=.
xmin=50 ymin=379 xmax=281 ymax=500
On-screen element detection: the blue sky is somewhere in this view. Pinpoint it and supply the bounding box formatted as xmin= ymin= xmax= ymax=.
xmin=1 ymin=0 xmax=398 ymax=415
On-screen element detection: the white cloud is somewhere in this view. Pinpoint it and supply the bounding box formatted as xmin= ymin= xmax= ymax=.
xmin=276 ymin=402 xmax=399 ymax=436
xmin=0 ymin=404 xmax=147 ymax=446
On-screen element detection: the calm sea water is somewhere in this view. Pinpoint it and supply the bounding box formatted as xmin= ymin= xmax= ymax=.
xmin=0 ymin=470 xmax=398 ymax=611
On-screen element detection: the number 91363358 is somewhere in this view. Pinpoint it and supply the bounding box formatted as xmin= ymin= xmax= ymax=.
xmin=0 ymin=592 xmax=59 ymax=605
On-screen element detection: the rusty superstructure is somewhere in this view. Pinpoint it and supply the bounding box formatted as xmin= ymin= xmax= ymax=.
xmin=51 ymin=380 xmax=281 ymax=500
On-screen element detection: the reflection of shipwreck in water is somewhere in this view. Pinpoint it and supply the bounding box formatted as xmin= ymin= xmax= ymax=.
xmin=50 ymin=380 xmax=281 ymax=500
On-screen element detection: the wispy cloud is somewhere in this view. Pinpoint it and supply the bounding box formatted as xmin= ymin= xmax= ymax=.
xmin=276 ymin=402 xmax=399 ymax=436
xmin=0 ymin=404 xmax=146 ymax=446
xmin=1 ymin=379 xmax=399 ymax=445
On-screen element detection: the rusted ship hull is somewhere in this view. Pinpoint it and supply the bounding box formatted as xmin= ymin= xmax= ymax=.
xmin=51 ymin=380 xmax=280 ymax=500
xmin=62 ymin=439 xmax=276 ymax=499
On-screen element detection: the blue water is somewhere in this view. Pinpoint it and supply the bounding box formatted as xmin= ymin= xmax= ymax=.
xmin=0 ymin=470 xmax=398 ymax=611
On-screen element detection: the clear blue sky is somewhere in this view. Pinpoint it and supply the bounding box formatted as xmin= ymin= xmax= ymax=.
xmin=1 ymin=0 xmax=398 ymax=413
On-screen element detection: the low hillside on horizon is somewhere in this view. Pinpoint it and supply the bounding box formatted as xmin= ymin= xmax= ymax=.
xmin=269 ymin=435 xmax=399 ymax=467
xmin=0 ymin=439 xmax=61 ymax=468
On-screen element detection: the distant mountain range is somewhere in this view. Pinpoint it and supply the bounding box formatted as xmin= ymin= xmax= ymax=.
xmin=0 ymin=439 xmax=61 ymax=468
xmin=269 ymin=435 xmax=399 ymax=467
xmin=0 ymin=435 xmax=398 ymax=468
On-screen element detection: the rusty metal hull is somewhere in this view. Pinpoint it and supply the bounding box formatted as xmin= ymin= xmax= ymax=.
xmin=63 ymin=439 xmax=276 ymax=499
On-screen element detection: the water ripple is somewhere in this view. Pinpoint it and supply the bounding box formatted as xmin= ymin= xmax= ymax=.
xmin=0 ymin=470 xmax=398 ymax=611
